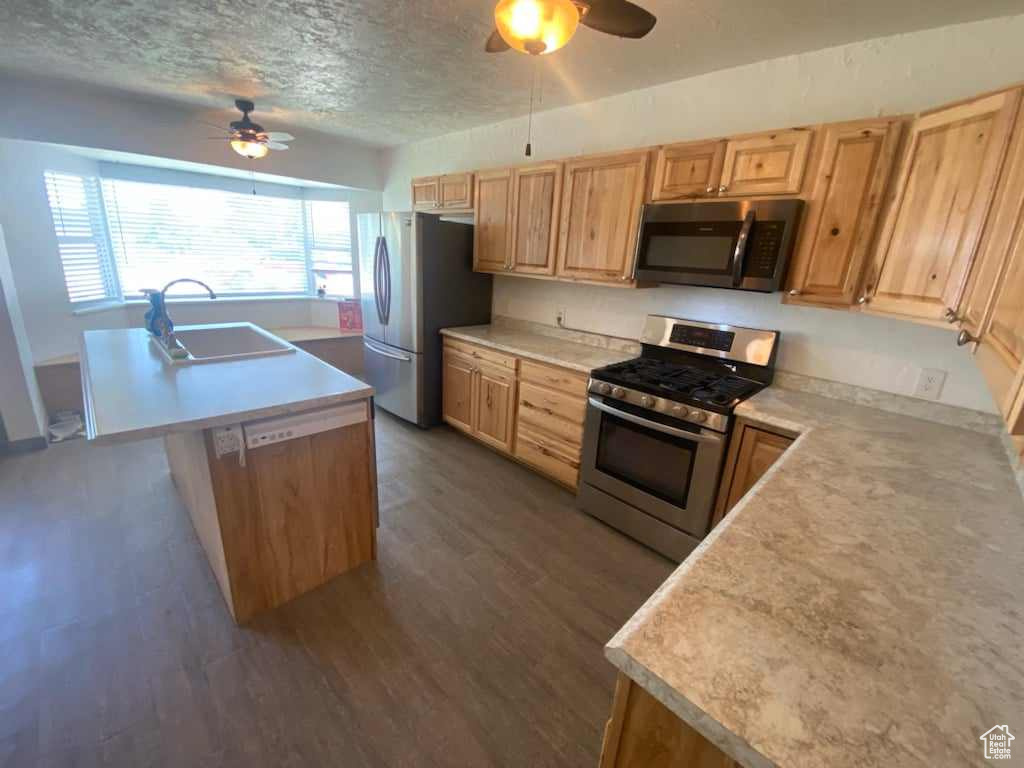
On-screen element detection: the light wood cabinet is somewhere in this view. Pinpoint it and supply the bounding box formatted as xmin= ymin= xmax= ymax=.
xmin=862 ymin=89 xmax=1021 ymax=321
xmin=650 ymin=140 xmax=726 ymax=201
xmin=474 ymin=168 xmax=514 ymax=273
xmin=440 ymin=172 xmax=474 ymax=209
xmin=412 ymin=176 xmax=440 ymax=210
xmin=556 ymin=150 xmax=649 ymax=284
xmin=712 ymin=419 xmax=794 ymax=529
xmin=510 ymin=162 xmax=562 ymax=275
xmin=786 ymin=118 xmax=904 ymax=306
xmin=719 ymin=128 xmax=813 ymax=196
xmin=442 ymin=339 xmax=518 ymax=455
xmin=600 ymin=673 xmax=738 ymax=768
xmin=442 ymin=348 xmax=476 ymax=433
xmin=474 ymin=361 xmax=517 ymax=453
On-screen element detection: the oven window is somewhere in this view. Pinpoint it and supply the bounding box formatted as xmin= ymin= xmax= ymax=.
xmin=595 ymin=412 xmax=697 ymax=507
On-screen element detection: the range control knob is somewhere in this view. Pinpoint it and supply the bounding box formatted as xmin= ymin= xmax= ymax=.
xmin=611 ymin=387 xmax=627 ymax=399
xmin=640 ymin=395 xmax=654 ymax=408
xmin=594 ymin=382 xmax=612 ymax=395
xmin=671 ymin=404 xmax=685 ymax=417
xmin=689 ymin=410 xmax=708 ymax=423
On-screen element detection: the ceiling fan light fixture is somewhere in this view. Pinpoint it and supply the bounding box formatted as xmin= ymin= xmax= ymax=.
xmin=494 ymin=0 xmax=579 ymax=55
xmin=230 ymin=138 xmax=269 ymax=159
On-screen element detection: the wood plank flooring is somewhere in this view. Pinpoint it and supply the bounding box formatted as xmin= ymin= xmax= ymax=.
xmin=0 ymin=410 xmax=672 ymax=767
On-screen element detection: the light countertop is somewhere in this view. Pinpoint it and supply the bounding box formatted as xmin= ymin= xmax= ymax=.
xmin=606 ymin=386 xmax=1024 ymax=768
xmin=81 ymin=326 xmax=373 ymax=445
xmin=440 ymin=324 xmax=636 ymax=373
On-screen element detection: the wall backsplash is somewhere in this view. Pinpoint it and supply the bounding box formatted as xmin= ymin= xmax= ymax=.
xmin=492 ymin=277 xmax=997 ymax=413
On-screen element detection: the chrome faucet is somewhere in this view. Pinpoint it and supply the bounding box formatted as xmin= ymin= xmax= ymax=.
xmin=143 ymin=278 xmax=217 ymax=346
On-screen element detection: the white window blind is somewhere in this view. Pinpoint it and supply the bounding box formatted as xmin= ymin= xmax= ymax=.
xmin=307 ymin=199 xmax=354 ymax=297
xmin=101 ymin=178 xmax=309 ymax=298
xmin=44 ymin=172 xmax=118 ymax=303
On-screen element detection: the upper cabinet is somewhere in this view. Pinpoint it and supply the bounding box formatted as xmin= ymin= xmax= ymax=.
xmin=473 ymin=168 xmax=514 ymax=273
xmin=510 ymin=162 xmax=562 ymax=275
xmin=411 ymin=176 xmax=440 ymax=210
xmin=649 ymin=140 xmax=726 ymax=201
xmin=556 ymin=150 xmax=649 ymax=284
xmin=861 ymin=89 xmax=1021 ymax=322
xmin=786 ymin=118 xmax=904 ymax=306
xmin=718 ymin=128 xmax=813 ymax=196
xmin=440 ymin=172 xmax=474 ymax=210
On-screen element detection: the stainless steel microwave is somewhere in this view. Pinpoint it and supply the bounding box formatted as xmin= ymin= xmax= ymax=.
xmin=634 ymin=199 xmax=804 ymax=292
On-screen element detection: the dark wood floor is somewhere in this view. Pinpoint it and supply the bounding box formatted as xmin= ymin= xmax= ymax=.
xmin=0 ymin=410 xmax=672 ymax=767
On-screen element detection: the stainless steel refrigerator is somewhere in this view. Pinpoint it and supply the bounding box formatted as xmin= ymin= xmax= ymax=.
xmin=357 ymin=212 xmax=492 ymax=427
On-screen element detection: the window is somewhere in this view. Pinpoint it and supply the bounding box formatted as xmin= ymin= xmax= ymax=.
xmin=43 ymin=171 xmax=355 ymax=303
xmin=44 ymin=172 xmax=119 ymax=303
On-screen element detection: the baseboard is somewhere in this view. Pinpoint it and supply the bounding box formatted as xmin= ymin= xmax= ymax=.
xmin=0 ymin=436 xmax=48 ymax=455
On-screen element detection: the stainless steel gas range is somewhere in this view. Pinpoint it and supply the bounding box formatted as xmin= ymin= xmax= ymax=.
xmin=578 ymin=315 xmax=779 ymax=562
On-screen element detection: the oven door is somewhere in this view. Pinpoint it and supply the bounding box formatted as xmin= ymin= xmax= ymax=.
xmin=581 ymin=397 xmax=726 ymax=537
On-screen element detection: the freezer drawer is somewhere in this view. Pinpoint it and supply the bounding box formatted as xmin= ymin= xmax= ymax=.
xmin=363 ymin=338 xmax=423 ymax=425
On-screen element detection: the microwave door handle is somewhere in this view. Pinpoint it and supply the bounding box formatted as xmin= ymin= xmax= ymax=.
xmin=588 ymin=397 xmax=724 ymax=444
xmin=732 ymin=210 xmax=755 ymax=287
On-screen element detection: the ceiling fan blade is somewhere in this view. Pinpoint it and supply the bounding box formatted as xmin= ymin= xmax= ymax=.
xmin=265 ymin=132 xmax=294 ymax=142
xmin=266 ymin=142 xmax=290 ymax=151
xmin=485 ymin=28 xmax=510 ymax=53
xmin=198 ymin=119 xmax=231 ymax=133
xmin=580 ymin=0 xmax=656 ymax=38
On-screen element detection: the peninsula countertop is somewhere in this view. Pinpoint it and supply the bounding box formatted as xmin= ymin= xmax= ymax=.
xmin=81 ymin=326 xmax=374 ymax=445
xmin=440 ymin=323 xmax=636 ymax=373
xmin=606 ymin=387 xmax=1024 ymax=768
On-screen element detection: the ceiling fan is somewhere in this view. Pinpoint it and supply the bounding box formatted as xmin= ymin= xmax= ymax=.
xmin=209 ymin=99 xmax=294 ymax=160
xmin=485 ymin=0 xmax=656 ymax=56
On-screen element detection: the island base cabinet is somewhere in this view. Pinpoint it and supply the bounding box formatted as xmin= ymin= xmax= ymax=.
xmin=600 ymin=673 xmax=738 ymax=768
xmin=165 ymin=402 xmax=378 ymax=624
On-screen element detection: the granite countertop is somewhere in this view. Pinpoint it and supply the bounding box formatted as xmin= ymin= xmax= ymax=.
xmin=440 ymin=324 xmax=636 ymax=373
xmin=81 ymin=325 xmax=373 ymax=445
xmin=607 ymin=387 xmax=1024 ymax=768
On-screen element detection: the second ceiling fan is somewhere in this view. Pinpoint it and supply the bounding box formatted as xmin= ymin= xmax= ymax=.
xmin=486 ymin=0 xmax=656 ymax=56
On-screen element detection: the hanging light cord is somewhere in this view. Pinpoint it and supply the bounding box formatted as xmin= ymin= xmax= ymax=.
xmin=525 ymin=56 xmax=540 ymax=157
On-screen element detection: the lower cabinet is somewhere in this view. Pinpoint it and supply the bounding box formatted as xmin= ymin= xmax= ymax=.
xmin=711 ymin=419 xmax=795 ymax=529
xmin=600 ymin=672 xmax=738 ymax=768
xmin=442 ymin=338 xmax=587 ymax=488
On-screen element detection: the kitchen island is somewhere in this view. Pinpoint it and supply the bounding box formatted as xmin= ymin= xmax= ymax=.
xmin=601 ymin=387 xmax=1024 ymax=767
xmin=80 ymin=324 xmax=378 ymax=623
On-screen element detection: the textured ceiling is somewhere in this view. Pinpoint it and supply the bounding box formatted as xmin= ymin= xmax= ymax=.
xmin=0 ymin=0 xmax=1020 ymax=147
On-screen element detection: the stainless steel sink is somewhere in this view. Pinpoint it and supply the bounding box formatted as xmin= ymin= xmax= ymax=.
xmin=150 ymin=322 xmax=296 ymax=366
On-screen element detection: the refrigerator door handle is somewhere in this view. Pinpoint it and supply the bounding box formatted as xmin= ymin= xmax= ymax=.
xmin=364 ymin=338 xmax=412 ymax=362
xmin=373 ymin=235 xmax=386 ymax=326
xmin=380 ymin=234 xmax=392 ymax=326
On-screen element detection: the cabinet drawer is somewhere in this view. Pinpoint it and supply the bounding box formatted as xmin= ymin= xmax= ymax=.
xmin=518 ymin=381 xmax=585 ymax=425
xmin=519 ymin=359 xmax=588 ymax=395
xmin=515 ymin=425 xmax=580 ymax=488
xmin=443 ymin=338 xmax=518 ymax=372
xmin=517 ymin=395 xmax=584 ymax=447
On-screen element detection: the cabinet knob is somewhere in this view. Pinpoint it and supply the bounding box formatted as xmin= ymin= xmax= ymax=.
xmin=943 ymin=307 xmax=959 ymax=324
xmin=718 ymin=184 xmax=728 ymax=194
xmin=956 ymin=330 xmax=978 ymax=347
xmin=788 ymin=289 xmax=801 ymax=296
xmin=857 ymin=295 xmax=869 ymax=305
xmin=705 ymin=185 xmax=715 ymax=194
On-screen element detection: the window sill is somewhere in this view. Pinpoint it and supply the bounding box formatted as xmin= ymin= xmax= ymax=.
xmin=71 ymin=294 xmax=347 ymax=316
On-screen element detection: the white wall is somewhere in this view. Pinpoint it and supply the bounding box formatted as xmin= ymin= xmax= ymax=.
xmin=0 ymin=226 xmax=47 ymax=441
xmin=0 ymin=139 xmax=381 ymax=363
xmin=382 ymin=14 xmax=1024 ymax=413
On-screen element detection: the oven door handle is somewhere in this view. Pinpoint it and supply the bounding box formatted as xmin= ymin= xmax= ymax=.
xmin=731 ymin=209 xmax=755 ymax=287
xmin=588 ymin=397 xmax=724 ymax=444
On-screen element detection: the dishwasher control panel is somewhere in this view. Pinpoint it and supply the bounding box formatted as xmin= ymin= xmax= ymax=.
xmin=243 ymin=401 xmax=368 ymax=449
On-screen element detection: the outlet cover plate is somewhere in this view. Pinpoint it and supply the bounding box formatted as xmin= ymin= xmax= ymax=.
xmin=914 ymin=368 xmax=947 ymax=400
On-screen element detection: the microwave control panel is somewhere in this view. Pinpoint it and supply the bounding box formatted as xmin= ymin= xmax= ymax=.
xmin=744 ymin=221 xmax=785 ymax=278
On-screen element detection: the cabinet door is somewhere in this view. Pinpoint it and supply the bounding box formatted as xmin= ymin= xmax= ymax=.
xmin=473 ymin=362 xmax=516 ymax=454
xmin=473 ymin=168 xmax=513 ymax=273
xmin=863 ymin=89 xmax=1021 ymax=321
xmin=711 ymin=421 xmax=793 ymax=528
xmin=786 ymin=119 xmax=903 ymax=306
xmin=510 ymin=162 xmax=562 ymax=275
xmin=650 ymin=140 xmax=725 ymax=201
xmin=556 ymin=150 xmax=648 ymax=284
xmin=440 ymin=172 xmax=474 ymax=209
xmin=719 ymin=129 xmax=813 ymax=196
xmin=442 ymin=349 xmax=476 ymax=433
xmin=412 ymin=176 xmax=440 ymax=210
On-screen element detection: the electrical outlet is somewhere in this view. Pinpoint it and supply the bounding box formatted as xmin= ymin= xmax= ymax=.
xmin=555 ymin=308 xmax=568 ymax=327
xmin=212 ymin=425 xmax=243 ymax=458
xmin=914 ymin=368 xmax=946 ymax=400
